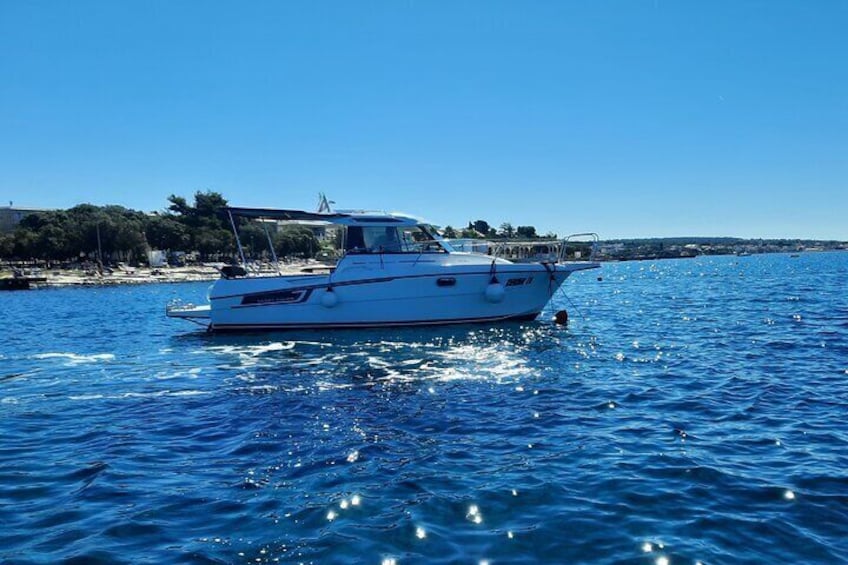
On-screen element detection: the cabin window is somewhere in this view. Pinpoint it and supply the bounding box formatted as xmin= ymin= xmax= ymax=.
xmin=401 ymin=226 xmax=448 ymax=253
xmin=364 ymin=227 xmax=402 ymax=252
xmin=344 ymin=226 xmax=367 ymax=252
xmin=343 ymin=225 xmax=447 ymax=253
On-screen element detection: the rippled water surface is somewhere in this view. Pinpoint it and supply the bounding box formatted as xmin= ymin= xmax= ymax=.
xmin=2 ymin=252 xmax=848 ymax=564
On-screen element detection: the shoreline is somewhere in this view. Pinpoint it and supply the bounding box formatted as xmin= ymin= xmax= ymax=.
xmin=0 ymin=261 xmax=323 ymax=288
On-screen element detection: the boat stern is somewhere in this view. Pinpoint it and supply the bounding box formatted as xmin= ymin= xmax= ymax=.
xmin=166 ymin=301 xmax=212 ymax=326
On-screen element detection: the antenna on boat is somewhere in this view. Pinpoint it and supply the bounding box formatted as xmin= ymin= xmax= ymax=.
xmin=317 ymin=192 xmax=334 ymax=213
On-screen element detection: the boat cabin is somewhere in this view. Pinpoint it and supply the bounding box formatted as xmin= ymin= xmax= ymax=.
xmin=223 ymin=207 xmax=452 ymax=275
xmin=342 ymin=223 xmax=448 ymax=254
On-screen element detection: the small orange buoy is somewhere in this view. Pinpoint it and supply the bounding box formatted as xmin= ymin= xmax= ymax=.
xmin=554 ymin=309 xmax=569 ymax=325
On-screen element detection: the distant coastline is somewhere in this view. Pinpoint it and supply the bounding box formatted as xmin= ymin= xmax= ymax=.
xmin=4 ymin=195 xmax=846 ymax=271
xmin=3 ymin=239 xmax=845 ymax=291
xmin=595 ymin=237 xmax=847 ymax=261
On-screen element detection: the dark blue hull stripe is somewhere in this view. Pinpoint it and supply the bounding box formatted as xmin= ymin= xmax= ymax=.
xmin=212 ymin=268 xmax=566 ymax=302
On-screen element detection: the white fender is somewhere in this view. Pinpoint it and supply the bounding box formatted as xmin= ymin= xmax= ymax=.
xmin=321 ymin=288 xmax=339 ymax=308
xmin=485 ymin=281 xmax=505 ymax=303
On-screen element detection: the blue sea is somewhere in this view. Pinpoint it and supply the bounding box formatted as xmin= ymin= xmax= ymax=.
xmin=2 ymin=252 xmax=847 ymax=564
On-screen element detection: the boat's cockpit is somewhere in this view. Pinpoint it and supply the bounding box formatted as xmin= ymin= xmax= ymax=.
xmin=219 ymin=207 xmax=454 ymax=278
xmin=343 ymin=224 xmax=449 ymax=254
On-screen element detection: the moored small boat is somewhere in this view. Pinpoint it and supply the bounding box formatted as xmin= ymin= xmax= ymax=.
xmin=0 ymin=271 xmax=48 ymax=291
xmin=167 ymin=206 xmax=600 ymax=331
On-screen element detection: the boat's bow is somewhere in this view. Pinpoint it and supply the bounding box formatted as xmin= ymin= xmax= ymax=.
xmin=555 ymin=260 xmax=601 ymax=274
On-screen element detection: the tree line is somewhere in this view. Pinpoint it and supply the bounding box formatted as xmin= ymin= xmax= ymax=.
xmin=441 ymin=219 xmax=553 ymax=240
xmin=1 ymin=191 xmax=551 ymax=265
xmin=0 ymin=191 xmax=320 ymax=265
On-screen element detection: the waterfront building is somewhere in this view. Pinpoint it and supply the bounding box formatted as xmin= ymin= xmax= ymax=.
xmin=0 ymin=205 xmax=53 ymax=233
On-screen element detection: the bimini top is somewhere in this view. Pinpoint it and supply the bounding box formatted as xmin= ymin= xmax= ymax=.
xmin=223 ymin=206 xmax=423 ymax=227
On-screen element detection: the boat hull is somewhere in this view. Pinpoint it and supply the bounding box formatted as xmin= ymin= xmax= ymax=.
xmin=169 ymin=261 xmax=597 ymax=331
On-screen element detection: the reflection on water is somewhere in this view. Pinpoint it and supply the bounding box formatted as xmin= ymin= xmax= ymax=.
xmin=171 ymin=322 xmax=577 ymax=394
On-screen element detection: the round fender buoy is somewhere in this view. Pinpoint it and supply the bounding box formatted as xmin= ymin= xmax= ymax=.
xmin=321 ymin=288 xmax=338 ymax=308
xmin=554 ymin=309 xmax=569 ymax=325
xmin=485 ymin=281 xmax=505 ymax=303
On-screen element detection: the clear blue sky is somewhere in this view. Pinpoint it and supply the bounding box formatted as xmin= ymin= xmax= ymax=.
xmin=1 ymin=1 xmax=846 ymax=240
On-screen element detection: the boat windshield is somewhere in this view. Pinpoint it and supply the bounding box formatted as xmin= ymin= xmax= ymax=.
xmin=344 ymin=225 xmax=448 ymax=254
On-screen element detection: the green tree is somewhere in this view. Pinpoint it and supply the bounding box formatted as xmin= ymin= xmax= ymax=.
xmin=238 ymin=220 xmax=277 ymax=259
xmin=274 ymin=225 xmax=320 ymax=259
xmin=166 ymin=190 xmax=232 ymax=259
xmin=146 ymin=214 xmax=190 ymax=251
xmin=194 ymin=191 xmax=228 ymax=218
xmin=167 ymin=191 xmax=229 ymax=229
xmin=0 ymin=233 xmax=13 ymax=258
xmin=66 ymin=204 xmax=108 ymax=259
xmin=17 ymin=210 xmax=69 ymax=259
xmin=1 ymin=192 xmax=240 ymax=263
xmin=195 ymin=228 xmax=233 ymax=259
xmin=103 ymin=205 xmax=148 ymax=261
xmin=35 ymin=224 xmax=71 ymax=260
xmin=167 ymin=195 xmax=192 ymax=217
xmin=442 ymin=225 xmax=457 ymax=238
xmin=12 ymin=228 xmax=38 ymax=259
xmin=472 ymin=220 xmax=490 ymax=235
xmin=516 ymin=225 xmax=538 ymax=239
xmin=499 ymin=222 xmax=515 ymax=238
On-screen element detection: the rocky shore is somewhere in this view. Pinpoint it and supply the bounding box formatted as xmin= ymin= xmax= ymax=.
xmin=0 ymin=261 xmax=322 ymax=288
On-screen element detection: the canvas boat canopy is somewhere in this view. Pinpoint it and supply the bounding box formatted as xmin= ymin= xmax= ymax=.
xmin=223 ymin=207 xmax=349 ymax=222
xmin=222 ymin=206 xmax=422 ymax=226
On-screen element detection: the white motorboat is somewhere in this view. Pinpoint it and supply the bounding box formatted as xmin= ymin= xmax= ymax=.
xmin=166 ymin=206 xmax=600 ymax=331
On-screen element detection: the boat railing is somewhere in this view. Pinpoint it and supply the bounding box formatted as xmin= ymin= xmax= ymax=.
xmin=560 ymin=233 xmax=600 ymax=262
xmin=488 ymin=233 xmax=599 ymax=263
